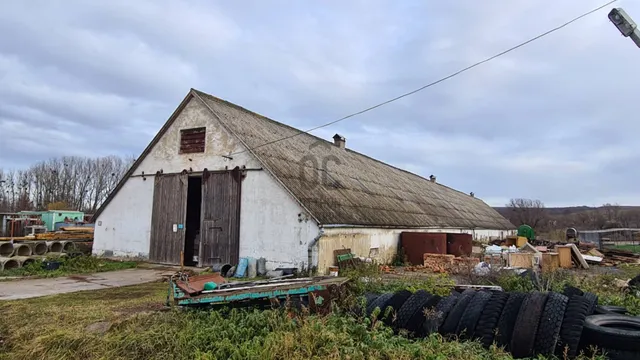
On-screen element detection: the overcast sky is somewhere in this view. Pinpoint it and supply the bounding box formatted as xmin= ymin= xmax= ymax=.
xmin=1 ymin=0 xmax=639 ymax=207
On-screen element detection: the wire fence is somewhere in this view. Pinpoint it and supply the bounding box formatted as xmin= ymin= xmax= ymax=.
xmin=578 ymin=228 xmax=640 ymax=250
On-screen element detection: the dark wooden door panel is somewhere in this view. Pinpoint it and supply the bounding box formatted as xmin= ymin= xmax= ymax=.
xmin=149 ymin=174 xmax=188 ymax=264
xmin=199 ymin=170 xmax=241 ymax=267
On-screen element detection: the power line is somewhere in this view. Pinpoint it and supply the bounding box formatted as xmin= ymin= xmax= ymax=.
xmin=231 ymin=0 xmax=617 ymax=156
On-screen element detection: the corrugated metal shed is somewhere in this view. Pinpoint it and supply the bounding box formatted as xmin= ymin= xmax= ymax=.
xmin=193 ymin=90 xmax=513 ymax=230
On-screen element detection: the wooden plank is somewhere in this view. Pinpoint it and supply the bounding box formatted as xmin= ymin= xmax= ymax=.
xmin=199 ymin=171 xmax=241 ymax=267
xmin=542 ymin=253 xmax=559 ymax=273
xmin=569 ymin=244 xmax=589 ymax=269
xmin=508 ymin=253 xmax=534 ymax=268
xmin=556 ymin=246 xmax=573 ymax=268
xmin=149 ymin=174 xmax=188 ymax=264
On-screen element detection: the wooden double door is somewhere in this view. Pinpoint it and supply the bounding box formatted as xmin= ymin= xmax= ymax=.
xmin=148 ymin=170 xmax=241 ymax=266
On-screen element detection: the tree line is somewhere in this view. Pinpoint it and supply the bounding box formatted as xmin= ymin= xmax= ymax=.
xmin=502 ymin=198 xmax=640 ymax=232
xmin=0 ymin=156 xmax=133 ymax=214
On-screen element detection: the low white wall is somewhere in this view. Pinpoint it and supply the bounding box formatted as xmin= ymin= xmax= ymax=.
xmin=316 ymin=226 xmax=514 ymax=273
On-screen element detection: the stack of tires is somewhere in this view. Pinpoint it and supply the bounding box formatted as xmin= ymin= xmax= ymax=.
xmin=363 ymin=286 xmax=640 ymax=359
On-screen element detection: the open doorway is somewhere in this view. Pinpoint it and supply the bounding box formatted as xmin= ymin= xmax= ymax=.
xmin=184 ymin=176 xmax=202 ymax=266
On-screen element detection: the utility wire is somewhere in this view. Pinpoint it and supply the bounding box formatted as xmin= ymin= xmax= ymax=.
xmin=230 ymin=0 xmax=616 ymax=156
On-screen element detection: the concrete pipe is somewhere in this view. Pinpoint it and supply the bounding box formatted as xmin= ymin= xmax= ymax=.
xmin=12 ymin=256 xmax=36 ymax=267
xmin=0 ymin=257 xmax=20 ymax=271
xmin=61 ymin=241 xmax=77 ymax=253
xmin=0 ymin=242 xmax=14 ymax=257
xmin=47 ymin=241 xmax=63 ymax=253
xmin=21 ymin=257 xmax=36 ymax=267
xmin=30 ymin=241 xmax=48 ymax=256
xmin=13 ymin=244 xmax=32 ymax=257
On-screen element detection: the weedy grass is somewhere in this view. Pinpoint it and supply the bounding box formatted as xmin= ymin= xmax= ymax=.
xmin=0 ymin=255 xmax=137 ymax=279
xmin=0 ymin=270 xmax=611 ymax=360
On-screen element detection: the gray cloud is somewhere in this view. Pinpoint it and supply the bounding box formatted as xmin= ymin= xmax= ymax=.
xmin=0 ymin=0 xmax=638 ymax=207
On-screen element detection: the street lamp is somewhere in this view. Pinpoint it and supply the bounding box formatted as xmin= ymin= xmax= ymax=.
xmin=608 ymin=8 xmax=640 ymax=48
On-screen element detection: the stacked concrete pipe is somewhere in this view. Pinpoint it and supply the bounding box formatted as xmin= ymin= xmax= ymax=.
xmin=0 ymin=242 xmax=14 ymax=257
xmin=47 ymin=241 xmax=63 ymax=253
xmin=61 ymin=241 xmax=77 ymax=253
xmin=29 ymin=241 xmax=48 ymax=256
xmin=0 ymin=257 xmax=20 ymax=271
xmin=13 ymin=243 xmax=32 ymax=257
xmin=12 ymin=256 xmax=37 ymax=268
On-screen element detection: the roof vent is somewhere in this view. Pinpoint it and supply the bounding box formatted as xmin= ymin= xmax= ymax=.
xmin=333 ymin=134 xmax=346 ymax=149
xmin=429 ymin=175 xmax=436 ymax=183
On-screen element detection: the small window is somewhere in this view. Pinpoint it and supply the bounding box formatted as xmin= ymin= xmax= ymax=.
xmin=180 ymin=127 xmax=206 ymax=153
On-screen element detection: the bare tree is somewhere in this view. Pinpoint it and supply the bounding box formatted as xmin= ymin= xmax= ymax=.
xmin=0 ymin=155 xmax=132 ymax=213
xmin=506 ymin=198 xmax=547 ymax=230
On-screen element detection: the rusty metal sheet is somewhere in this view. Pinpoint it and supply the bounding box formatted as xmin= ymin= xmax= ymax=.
xmin=447 ymin=233 xmax=472 ymax=257
xmin=199 ymin=170 xmax=241 ymax=267
xmin=149 ymin=174 xmax=188 ymax=265
xmin=401 ymin=232 xmax=447 ymax=265
xmin=176 ymin=273 xmax=227 ymax=295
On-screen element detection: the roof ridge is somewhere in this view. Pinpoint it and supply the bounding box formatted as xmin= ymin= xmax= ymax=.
xmin=192 ymin=88 xmax=483 ymax=205
xmin=191 ymin=88 xmax=337 ymax=148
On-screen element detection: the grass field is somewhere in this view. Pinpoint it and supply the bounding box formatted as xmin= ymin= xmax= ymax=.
xmin=4 ymin=265 xmax=636 ymax=359
xmin=0 ymin=281 xmax=518 ymax=360
xmin=613 ymin=244 xmax=640 ymax=254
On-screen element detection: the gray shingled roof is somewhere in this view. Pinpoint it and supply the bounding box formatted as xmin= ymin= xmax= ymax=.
xmin=194 ymin=90 xmax=513 ymax=230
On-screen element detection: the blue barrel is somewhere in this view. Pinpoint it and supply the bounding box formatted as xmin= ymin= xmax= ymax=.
xmin=234 ymin=258 xmax=249 ymax=278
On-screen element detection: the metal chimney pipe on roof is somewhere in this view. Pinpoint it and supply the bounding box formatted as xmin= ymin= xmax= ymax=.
xmin=429 ymin=175 xmax=436 ymax=183
xmin=333 ymin=134 xmax=346 ymax=149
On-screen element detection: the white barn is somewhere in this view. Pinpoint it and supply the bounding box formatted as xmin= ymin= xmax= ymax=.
xmin=92 ymin=89 xmax=514 ymax=273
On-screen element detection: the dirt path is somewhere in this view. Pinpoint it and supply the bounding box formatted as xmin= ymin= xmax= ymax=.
xmin=0 ymin=269 xmax=168 ymax=300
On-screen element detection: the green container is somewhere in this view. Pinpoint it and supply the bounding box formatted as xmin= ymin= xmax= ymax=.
xmin=20 ymin=210 xmax=84 ymax=231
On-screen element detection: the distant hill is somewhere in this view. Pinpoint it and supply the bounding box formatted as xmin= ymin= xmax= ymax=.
xmin=494 ymin=206 xmax=640 ymax=217
xmin=494 ymin=205 xmax=640 ymax=231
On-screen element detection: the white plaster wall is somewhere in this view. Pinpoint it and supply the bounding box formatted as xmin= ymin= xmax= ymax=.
xmin=93 ymin=177 xmax=154 ymax=258
xmin=316 ymin=226 xmax=515 ymax=273
xmin=239 ymin=170 xmax=320 ymax=271
xmin=136 ymin=96 xmax=261 ymax=174
xmin=95 ymin=96 xmax=321 ymax=268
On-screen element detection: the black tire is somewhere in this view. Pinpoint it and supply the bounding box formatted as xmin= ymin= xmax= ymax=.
xmin=475 ymin=291 xmax=509 ymax=348
xmin=365 ymin=292 xmax=380 ymax=305
xmin=423 ymin=293 xmax=460 ymax=335
xmin=495 ymin=292 xmax=526 ymax=349
xmin=628 ymin=274 xmax=640 ymax=290
xmin=367 ymin=292 xmax=394 ymax=316
xmin=510 ymin=291 xmax=548 ymax=359
xmin=563 ymin=285 xmax=584 ymax=298
xmin=396 ymin=290 xmax=432 ymax=330
xmin=406 ymin=295 xmax=442 ymax=335
xmin=440 ymin=290 xmax=476 ymax=336
xmin=584 ymin=292 xmax=598 ymax=315
xmin=582 ymin=314 xmax=640 ymax=352
xmin=456 ymin=290 xmax=492 ymax=339
xmin=601 ymin=348 xmax=640 ymax=360
xmin=534 ymin=292 xmax=569 ymax=357
xmin=556 ymin=295 xmax=592 ymax=359
xmin=352 ymin=292 xmax=379 ymax=316
xmin=382 ymin=290 xmax=412 ymax=326
xmin=595 ymin=305 xmax=628 ymax=315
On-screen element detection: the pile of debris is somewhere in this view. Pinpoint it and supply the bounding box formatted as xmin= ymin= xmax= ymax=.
xmin=599 ymin=248 xmax=640 ymax=266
